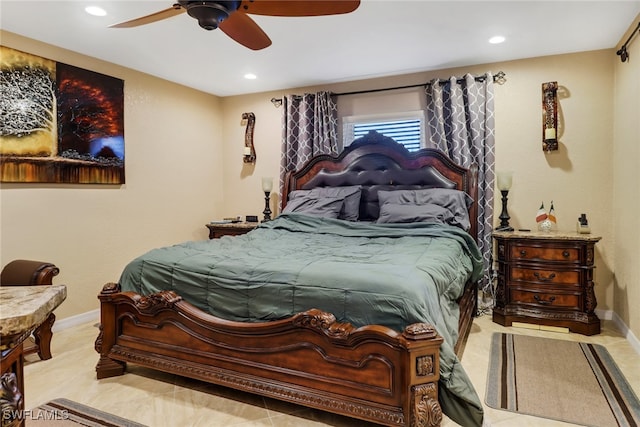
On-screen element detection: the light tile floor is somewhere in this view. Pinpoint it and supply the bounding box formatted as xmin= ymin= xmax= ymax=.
xmin=24 ymin=313 xmax=639 ymax=426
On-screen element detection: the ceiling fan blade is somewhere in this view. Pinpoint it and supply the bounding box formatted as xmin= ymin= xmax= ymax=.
xmin=239 ymin=0 xmax=360 ymax=17
xmin=219 ymin=12 xmax=272 ymax=50
xmin=109 ymin=5 xmax=185 ymax=28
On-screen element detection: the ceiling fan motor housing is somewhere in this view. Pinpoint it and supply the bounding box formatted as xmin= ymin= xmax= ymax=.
xmin=179 ymin=1 xmax=241 ymax=30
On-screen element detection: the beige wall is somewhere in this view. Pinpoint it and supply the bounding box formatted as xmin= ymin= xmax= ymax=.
xmin=613 ymin=16 xmax=640 ymax=338
xmin=0 ymin=31 xmax=224 ymax=319
xmin=2 ymin=27 xmax=637 ymax=343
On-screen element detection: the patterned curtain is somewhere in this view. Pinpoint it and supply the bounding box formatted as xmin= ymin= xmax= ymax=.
xmin=279 ymin=91 xmax=339 ymax=194
xmin=425 ymin=73 xmax=496 ymax=300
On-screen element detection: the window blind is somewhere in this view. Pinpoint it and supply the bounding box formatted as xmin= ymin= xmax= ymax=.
xmin=352 ymin=119 xmax=422 ymax=151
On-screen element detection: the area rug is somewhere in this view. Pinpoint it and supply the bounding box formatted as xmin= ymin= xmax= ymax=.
xmin=26 ymin=398 xmax=146 ymax=427
xmin=486 ymin=333 xmax=640 ymax=427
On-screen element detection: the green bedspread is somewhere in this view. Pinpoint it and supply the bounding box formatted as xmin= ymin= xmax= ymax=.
xmin=119 ymin=213 xmax=485 ymax=426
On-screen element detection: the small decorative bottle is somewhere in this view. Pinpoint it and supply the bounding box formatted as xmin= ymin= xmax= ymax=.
xmin=536 ymin=201 xmax=555 ymax=232
xmin=536 ymin=202 xmax=549 ymax=231
xmin=548 ymin=201 xmax=557 ymax=231
xmin=577 ymin=214 xmax=591 ymax=234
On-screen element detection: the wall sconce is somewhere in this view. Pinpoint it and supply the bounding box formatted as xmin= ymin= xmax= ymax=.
xmin=496 ymin=171 xmax=514 ymax=231
xmin=242 ymin=112 xmax=256 ymax=163
xmin=261 ymin=177 xmax=273 ymax=222
xmin=542 ymin=81 xmax=558 ymax=152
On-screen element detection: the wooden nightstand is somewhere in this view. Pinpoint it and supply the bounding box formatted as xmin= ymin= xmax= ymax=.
xmin=492 ymin=230 xmax=601 ymax=335
xmin=206 ymin=222 xmax=258 ymax=239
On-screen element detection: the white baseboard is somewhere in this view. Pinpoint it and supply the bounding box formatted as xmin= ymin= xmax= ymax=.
xmin=52 ymin=309 xmax=99 ymax=332
xmin=596 ymin=308 xmax=640 ymax=355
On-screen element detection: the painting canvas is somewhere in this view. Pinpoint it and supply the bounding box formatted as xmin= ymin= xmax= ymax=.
xmin=0 ymin=46 xmax=125 ymax=184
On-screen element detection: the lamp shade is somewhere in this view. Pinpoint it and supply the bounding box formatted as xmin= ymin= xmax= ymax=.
xmin=497 ymin=171 xmax=513 ymax=191
xmin=261 ymin=177 xmax=273 ymax=192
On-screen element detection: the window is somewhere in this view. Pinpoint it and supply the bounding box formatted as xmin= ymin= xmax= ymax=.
xmin=342 ymin=111 xmax=425 ymax=152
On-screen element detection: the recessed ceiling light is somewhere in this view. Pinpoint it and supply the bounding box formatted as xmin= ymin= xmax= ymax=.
xmin=85 ymin=6 xmax=107 ymax=17
xmin=244 ymin=73 xmax=257 ymax=80
xmin=489 ymin=36 xmax=506 ymax=44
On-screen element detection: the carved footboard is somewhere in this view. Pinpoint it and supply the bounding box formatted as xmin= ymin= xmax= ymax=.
xmin=95 ymin=283 xmax=444 ymax=426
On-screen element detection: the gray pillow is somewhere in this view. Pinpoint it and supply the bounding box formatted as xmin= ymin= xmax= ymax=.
xmin=377 ymin=203 xmax=454 ymax=224
xmin=288 ymin=186 xmax=362 ymax=221
xmin=378 ymin=188 xmax=473 ymax=230
xmin=282 ymin=196 xmax=344 ymax=218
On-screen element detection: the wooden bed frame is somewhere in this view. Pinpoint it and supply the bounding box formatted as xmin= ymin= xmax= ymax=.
xmin=95 ymin=131 xmax=479 ymax=427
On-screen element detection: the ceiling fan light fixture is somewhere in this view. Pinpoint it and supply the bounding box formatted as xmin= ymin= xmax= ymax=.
xmin=181 ymin=1 xmax=241 ymax=30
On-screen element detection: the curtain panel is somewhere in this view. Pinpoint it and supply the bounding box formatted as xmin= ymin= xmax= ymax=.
xmin=425 ymin=73 xmax=496 ymax=298
xmin=279 ymin=91 xmax=338 ymax=194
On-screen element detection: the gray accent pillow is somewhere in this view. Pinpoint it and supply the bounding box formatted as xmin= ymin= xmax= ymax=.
xmin=378 ymin=188 xmax=473 ymax=230
xmin=288 ymin=186 xmax=362 ymax=221
xmin=282 ymin=196 xmax=344 ymax=218
xmin=377 ymin=203 xmax=454 ymax=224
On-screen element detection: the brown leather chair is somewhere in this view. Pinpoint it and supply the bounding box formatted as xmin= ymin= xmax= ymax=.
xmin=1 ymin=260 xmax=60 ymax=360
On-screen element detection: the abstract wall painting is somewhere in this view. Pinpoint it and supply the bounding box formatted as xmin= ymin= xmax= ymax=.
xmin=0 ymin=46 xmax=125 ymax=184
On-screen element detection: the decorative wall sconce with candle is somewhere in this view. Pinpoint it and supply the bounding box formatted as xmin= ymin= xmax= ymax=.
xmin=242 ymin=112 xmax=256 ymax=163
xmin=542 ymin=81 xmax=559 ymax=152
xmin=496 ymin=171 xmax=514 ymax=231
xmin=261 ymin=177 xmax=273 ymax=222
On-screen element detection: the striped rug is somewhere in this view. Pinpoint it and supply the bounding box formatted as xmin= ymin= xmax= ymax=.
xmin=27 ymin=399 xmax=146 ymax=427
xmin=486 ymin=333 xmax=640 ymax=427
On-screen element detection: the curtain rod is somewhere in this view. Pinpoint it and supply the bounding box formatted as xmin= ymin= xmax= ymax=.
xmin=616 ymin=21 xmax=640 ymax=62
xmin=270 ymin=71 xmax=506 ymax=107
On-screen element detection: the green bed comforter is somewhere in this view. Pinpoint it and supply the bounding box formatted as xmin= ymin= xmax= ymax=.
xmin=119 ymin=213 xmax=485 ymax=426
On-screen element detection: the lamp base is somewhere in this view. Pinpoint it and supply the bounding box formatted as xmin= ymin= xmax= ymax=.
xmin=262 ymin=191 xmax=272 ymax=222
xmin=497 ymin=190 xmax=513 ymax=232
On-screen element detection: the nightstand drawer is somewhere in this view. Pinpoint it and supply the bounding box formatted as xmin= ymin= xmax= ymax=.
xmin=511 ymin=267 xmax=579 ymax=285
xmin=510 ymin=245 xmax=578 ymax=262
xmin=510 ymin=289 xmax=581 ymax=311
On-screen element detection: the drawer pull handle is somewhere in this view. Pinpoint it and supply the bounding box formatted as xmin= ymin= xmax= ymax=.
xmin=563 ymin=251 xmax=570 ymax=258
xmin=534 ymin=295 xmax=556 ymax=305
xmin=533 ymin=272 xmax=556 ymax=282
xmin=520 ymin=250 xmax=527 ymax=256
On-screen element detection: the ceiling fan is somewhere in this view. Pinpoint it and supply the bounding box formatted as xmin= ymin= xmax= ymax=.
xmin=110 ymin=0 xmax=361 ymax=50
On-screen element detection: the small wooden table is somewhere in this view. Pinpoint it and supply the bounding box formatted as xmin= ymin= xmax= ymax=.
xmin=206 ymin=222 xmax=258 ymax=239
xmin=1 ymin=285 xmax=66 ymax=426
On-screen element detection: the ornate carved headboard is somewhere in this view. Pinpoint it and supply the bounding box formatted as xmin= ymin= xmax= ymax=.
xmin=282 ymin=131 xmax=479 ymax=240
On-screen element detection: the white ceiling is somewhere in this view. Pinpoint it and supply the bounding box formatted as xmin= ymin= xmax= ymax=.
xmin=2 ymin=1 xmax=639 ymax=97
